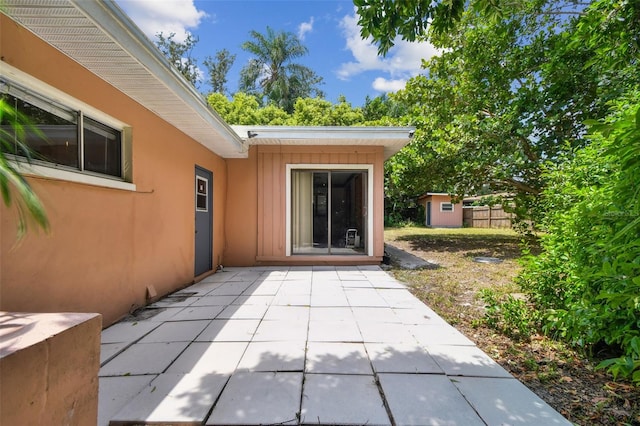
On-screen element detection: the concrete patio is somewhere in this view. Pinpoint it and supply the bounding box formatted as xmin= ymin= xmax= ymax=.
xmin=98 ymin=266 xmax=571 ymax=425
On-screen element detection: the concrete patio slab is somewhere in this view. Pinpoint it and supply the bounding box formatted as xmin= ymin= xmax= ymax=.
xmin=100 ymin=320 xmax=159 ymax=344
xmin=99 ymin=342 xmax=126 ymax=365
xmin=232 ymin=294 xmax=274 ymax=305
xmin=206 ymin=372 xmax=302 ymax=425
xmin=378 ymin=373 xmax=485 ymax=426
xmin=352 ymin=306 xmax=401 ymax=323
xmin=98 ymin=375 xmax=155 ymax=426
xmin=358 ymin=322 xmax=418 ymax=343
xmin=427 ymin=344 xmax=513 ymax=377
xmin=263 ymin=305 xmax=310 ymax=321
xmin=140 ymin=307 xmax=184 ymax=322
xmin=168 ymin=305 xmax=225 ymax=321
xmin=308 ymin=319 xmax=362 ymax=342
xmin=100 ymin=341 xmax=189 ymax=376
xmin=236 ymin=341 xmax=306 ymax=372
xmin=309 ymin=306 xmax=354 ymax=322
xmin=189 ymin=295 xmax=238 ymax=306
xmin=137 ymin=320 xmax=209 ymax=343
xmin=98 ymin=266 xmax=570 ymax=426
xmin=301 ymin=374 xmax=390 ymax=426
xmin=409 ymin=323 xmax=476 ymax=346
xmin=110 ymin=373 xmax=228 ymax=425
xmin=305 ymin=342 xmax=372 ymax=374
xmin=392 ymin=306 xmax=449 ymax=325
xmin=253 ymin=319 xmax=308 ymax=341
xmin=365 ymin=343 xmax=443 ymax=374
xmin=218 ymin=303 xmax=268 ymax=319
xmin=453 ymin=376 xmax=573 ymax=425
xmin=166 ymin=342 xmax=248 ymax=374
xmin=196 ymin=319 xmax=259 ymax=342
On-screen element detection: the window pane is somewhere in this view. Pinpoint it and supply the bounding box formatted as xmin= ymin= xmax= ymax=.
xmin=196 ymin=177 xmax=208 ymax=211
xmin=1 ymin=93 xmax=78 ymax=168
xmin=83 ymin=117 xmax=122 ymax=177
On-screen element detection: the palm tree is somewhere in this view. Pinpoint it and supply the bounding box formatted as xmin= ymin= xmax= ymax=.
xmin=240 ymin=27 xmax=324 ymax=113
xmin=0 ymin=98 xmax=49 ymax=238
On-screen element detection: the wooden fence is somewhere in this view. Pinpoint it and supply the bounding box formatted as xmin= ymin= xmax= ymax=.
xmin=463 ymin=205 xmax=514 ymax=228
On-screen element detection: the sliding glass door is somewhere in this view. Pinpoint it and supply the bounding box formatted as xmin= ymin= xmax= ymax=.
xmin=291 ymin=169 xmax=367 ymax=255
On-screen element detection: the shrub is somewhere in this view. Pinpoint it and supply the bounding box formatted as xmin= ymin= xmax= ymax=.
xmin=518 ymin=97 xmax=640 ymax=382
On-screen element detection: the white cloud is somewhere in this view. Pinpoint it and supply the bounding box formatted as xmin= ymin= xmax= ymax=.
xmin=116 ymin=0 xmax=207 ymax=42
xmin=337 ymin=8 xmax=439 ymax=93
xmin=372 ymin=77 xmax=407 ymax=93
xmin=298 ymin=17 xmax=314 ymax=40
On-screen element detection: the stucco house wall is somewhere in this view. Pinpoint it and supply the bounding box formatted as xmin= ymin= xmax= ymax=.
xmin=418 ymin=193 xmax=463 ymax=228
xmin=0 ymin=14 xmax=228 ymax=326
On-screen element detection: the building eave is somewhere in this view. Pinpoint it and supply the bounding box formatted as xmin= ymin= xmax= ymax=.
xmin=2 ymin=0 xmax=247 ymax=158
xmin=232 ymin=125 xmax=415 ymax=160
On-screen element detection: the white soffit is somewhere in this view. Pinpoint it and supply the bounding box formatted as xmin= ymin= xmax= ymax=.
xmin=232 ymin=125 xmax=415 ymax=160
xmin=2 ymin=0 xmax=247 ymax=158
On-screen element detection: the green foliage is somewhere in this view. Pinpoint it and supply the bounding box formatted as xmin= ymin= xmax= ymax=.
xmin=291 ymin=96 xmax=364 ymax=126
xmin=240 ymin=27 xmax=324 ymax=113
xmin=0 ymin=98 xmax=49 ymax=238
xmin=518 ymin=97 xmax=640 ymax=382
xmin=480 ymin=289 xmax=539 ymax=340
xmin=155 ymin=32 xmax=200 ymax=87
xmin=208 ymin=92 xmax=381 ymax=127
xmin=203 ymin=49 xmax=236 ymax=95
xmin=207 ymin=92 xmax=261 ymax=125
xmin=354 ymin=0 xmax=467 ymax=54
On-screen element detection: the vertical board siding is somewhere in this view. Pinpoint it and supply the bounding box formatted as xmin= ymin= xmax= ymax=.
xmin=256 ymin=145 xmax=384 ymax=259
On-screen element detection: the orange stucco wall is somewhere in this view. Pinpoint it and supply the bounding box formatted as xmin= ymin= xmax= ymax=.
xmin=0 ymin=16 xmax=226 ymax=326
xmin=0 ymin=312 xmax=101 ymax=426
xmin=224 ymin=145 xmax=385 ymax=265
xmin=419 ymin=194 xmax=463 ymax=227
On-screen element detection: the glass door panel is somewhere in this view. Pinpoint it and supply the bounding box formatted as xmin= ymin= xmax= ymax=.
xmin=291 ymin=169 xmax=367 ymax=255
xmin=330 ymin=171 xmax=366 ymax=254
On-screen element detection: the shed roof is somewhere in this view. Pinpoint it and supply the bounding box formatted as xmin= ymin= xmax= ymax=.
xmin=2 ymin=0 xmax=247 ymax=158
xmin=232 ymin=125 xmax=415 ymax=160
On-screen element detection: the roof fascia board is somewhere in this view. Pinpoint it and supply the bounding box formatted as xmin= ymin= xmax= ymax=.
xmin=69 ymin=0 xmax=245 ymax=153
xmin=233 ymin=125 xmax=415 ymax=140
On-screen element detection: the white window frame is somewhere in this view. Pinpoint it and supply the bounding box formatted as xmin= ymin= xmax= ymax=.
xmin=195 ymin=176 xmax=209 ymax=212
xmin=440 ymin=202 xmax=454 ymax=212
xmin=1 ymin=63 xmax=135 ymax=191
xmin=285 ymin=164 xmax=374 ymax=257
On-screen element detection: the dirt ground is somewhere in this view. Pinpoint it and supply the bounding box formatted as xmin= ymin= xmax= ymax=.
xmin=385 ymin=227 xmax=639 ymax=426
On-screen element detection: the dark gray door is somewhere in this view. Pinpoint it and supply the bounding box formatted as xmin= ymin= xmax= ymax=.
xmin=195 ymin=166 xmax=213 ymax=276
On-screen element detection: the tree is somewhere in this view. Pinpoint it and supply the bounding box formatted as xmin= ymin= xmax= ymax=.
xmin=203 ymin=49 xmax=236 ymax=95
xmin=363 ymin=94 xmax=407 ymax=122
xmin=155 ymin=32 xmax=200 ymax=87
xmin=354 ymin=0 xmax=467 ymax=54
xmin=240 ymin=27 xmax=324 ymax=113
xmin=0 ymin=98 xmax=49 ymax=238
xmin=382 ymin=1 xmax=633 ymax=222
xmin=290 ymin=96 xmax=365 ymax=126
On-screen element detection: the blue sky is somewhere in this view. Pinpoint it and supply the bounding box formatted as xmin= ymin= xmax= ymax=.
xmin=115 ymin=0 xmax=439 ymax=107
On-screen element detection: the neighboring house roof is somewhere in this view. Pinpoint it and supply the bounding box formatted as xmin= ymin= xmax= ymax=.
xmin=2 ymin=0 xmax=247 ymax=158
xmin=232 ymin=125 xmax=415 ymax=160
xmin=417 ymin=192 xmax=455 ymax=200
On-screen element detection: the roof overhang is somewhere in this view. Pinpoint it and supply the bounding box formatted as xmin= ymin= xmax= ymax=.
xmin=232 ymin=126 xmax=415 ymax=160
xmin=2 ymin=0 xmax=247 ymax=158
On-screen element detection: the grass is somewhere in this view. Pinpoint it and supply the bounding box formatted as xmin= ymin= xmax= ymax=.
xmin=385 ymin=226 xmax=524 ymax=324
